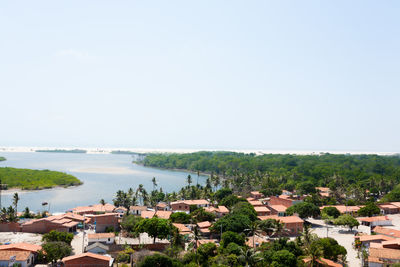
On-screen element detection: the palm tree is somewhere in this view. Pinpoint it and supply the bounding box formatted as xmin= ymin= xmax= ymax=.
xmin=13 ymin=193 xmax=19 ymax=215
xmin=187 ymin=175 xmax=192 ymax=188
xmin=245 ymin=221 xmax=263 ymax=248
xmin=238 ymin=247 xmax=262 ymax=267
xmin=152 ymin=177 xmax=157 ymax=191
xmin=100 ymin=199 xmax=105 ymax=205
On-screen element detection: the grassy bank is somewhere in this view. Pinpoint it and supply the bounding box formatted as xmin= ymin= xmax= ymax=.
xmin=0 ymin=157 xmax=5 ymax=162
xmin=0 ymin=167 xmax=82 ymax=190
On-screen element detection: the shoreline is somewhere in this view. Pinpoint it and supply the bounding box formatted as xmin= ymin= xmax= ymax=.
xmin=0 ymin=184 xmax=83 ymax=195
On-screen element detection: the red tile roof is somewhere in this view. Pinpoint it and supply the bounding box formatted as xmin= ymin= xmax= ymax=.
xmin=0 ymin=250 xmax=32 ymax=261
xmin=0 ymin=243 xmax=42 ymax=253
xmin=62 ymin=252 xmax=112 ymax=262
xmin=373 ymin=226 xmax=400 ymax=238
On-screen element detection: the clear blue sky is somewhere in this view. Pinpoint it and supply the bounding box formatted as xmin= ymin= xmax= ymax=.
xmin=1 ymin=1 xmax=399 ymax=151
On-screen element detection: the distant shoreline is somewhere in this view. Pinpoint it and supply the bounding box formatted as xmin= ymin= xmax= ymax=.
xmin=0 ymin=146 xmax=399 ymax=156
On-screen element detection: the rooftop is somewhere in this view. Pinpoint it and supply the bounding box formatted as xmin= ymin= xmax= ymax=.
xmin=0 ymin=243 xmax=42 ymax=253
xmin=63 ymin=252 xmax=112 ymax=263
xmin=0 ymin=250 xmax=32 ymax=261
xmin=88 ymin=233 xmax=115 ymax=239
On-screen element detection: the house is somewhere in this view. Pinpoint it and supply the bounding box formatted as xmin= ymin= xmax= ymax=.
xmin=258 ymin=215 xmax=304 ymax=235
xmin=0 ymin=243 xmax=42 ymax=266
xmin=156 ymin=203 xmax=169 ymax=211
xmin=140 ymin=210 xmax=172 ymax=219
xmin=368 ymin=247 xmax=400 ymax=266
xmin=379 ymin=204 xmax=400 ymax=214
xmin=267 ymin=195 xmax=302 ymax=208
xmin=21 ymin=213 xmax=84 ymax=233
xmin=197 ymin=221 xmax=212 ymax=236
xmin=316 ymin=187 xmax=331 ymax=198
xmin=355 ymin=234 xmax=395 ymax=248
xmin=358 ymin=216 xmax=392 ymax=227
xmin=87 ymin=233 xmax=115 ymax=245
xmin=86 ymin=213 xmax=119 ymax=233
xmin=172 ymin=223 xmax=191 ymax=235
xmin=0 ymin=250 xmax=34 ymax=267
xmin=170 ymin=200 xmax=210 ymax=213
xmin=303 ymin=257 xmax=342 ymax=267
xmin=130 ymin=206 xmax=148 ymax=215
xmin=204 ymin=206 xmax=229 ymax=218
xmin=373 ymin=226 xmax=400 ymax=238
xmin=246 ymin=235 xmax=268 ymax=248
xmin=254 ymin=206 xmax=271 ymax=216
xmin=196 ymin=239 xmax=219 ymax=247
xmin=380 ymin=239 xmax=400 ymax=249
xmin=72 ymin=203 xmax=116 ymax=215
xmin=248 ymin=200 xmax=264 ymax=207
xmin=250 ymin=191 xmax=264 ymax=199
xmin=268 ymin=205 xmax=287 ymax=216
xmin=114 ymin=206 xmax=128 ymax=217
xmin=62 ymin=252 xmax=113 ymax=267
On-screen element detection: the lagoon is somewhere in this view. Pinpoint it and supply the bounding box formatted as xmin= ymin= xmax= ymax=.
xmin=0 ymin=152 xmax=206 ymax=213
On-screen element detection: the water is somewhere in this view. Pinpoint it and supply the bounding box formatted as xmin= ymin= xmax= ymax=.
xmin=0 ymin=152 xmax=206 ymax=213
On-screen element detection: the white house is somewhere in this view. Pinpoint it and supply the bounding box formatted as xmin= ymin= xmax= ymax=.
xmin=87 ymin=233 xmax=115 ymax=246
xmin=0 ymin=251 xmax=34 ymax=267
xmin=86 ymin=242 xmax=109 ymax=255
xmin=129 ymin=206 xmax=148 ymax=215
xmin=358 ymin=216 xmax=392 ymax=227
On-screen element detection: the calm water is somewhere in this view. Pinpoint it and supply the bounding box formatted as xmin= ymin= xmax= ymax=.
xmin=0 ymin=152 xmax=206 ymax=213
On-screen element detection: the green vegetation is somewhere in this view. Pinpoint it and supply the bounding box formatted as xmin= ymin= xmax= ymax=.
xmin=42 ymin=230 xmax=74 ymax=245
xmin=141 ymin=152 xmax=400 ymax=203
xmin=36 ymin=149 xmax=86 ymax=153
xmin=334 ymin=214 xmax=360 ymax=231
xmin=0 ymin=157 xmax=5 ymax=162
xmin=0 ymin=167 xmax=82 ymax=190
xmin=357 ymin=202 xmax=380 ymax=217
xmin=286 ymin=202 xmax=321 ymax=219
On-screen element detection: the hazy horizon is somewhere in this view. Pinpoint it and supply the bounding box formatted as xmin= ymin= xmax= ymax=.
xmin=1 ymin=1 xmax=400 ymax=151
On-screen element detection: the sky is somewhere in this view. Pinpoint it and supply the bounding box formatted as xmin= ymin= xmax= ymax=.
xmin=1 ymin=1 xmax=400 ymax=152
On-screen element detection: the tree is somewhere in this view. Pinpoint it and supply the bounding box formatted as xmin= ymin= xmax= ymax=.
xmin=41 ymin=241 xmax=72 ymax=264
xmin=100 ymin=199 xmax=106 ymax=205
xmin=321 ymin=207 xmax=340 ymax=219
xmin=211 ymin=213 xmax=251 ymax=233
xmin=315 ymin=237 xmax=347 ymax=262
xmin=187 ymin=175 xmax=192 ymax=187
xmin=231 ymin=202 xmax=258 ymax=222
xmin=270 ymin=249 xmax=297 ymax=267
xmin=197 ymin=242 xmax=217 ymax=264
xmin=22 ymin=207 xmax=33 ymax=218
xmin=297 ymin=181 xmax=317 ymax=195
xmin=358 ymin=202 xmax=380 ymax=217
xmin=120 ymin=215 xmax=143 ymax=235
xmin=221 ymin=231 xmax=245 ymax=248
xmin=334 ymin=215 xmax=359 ymax=231
xmin=191 ymin=208 xmax=215 ymax=222
xmin=152 ymin=177 xmax=157 ymax=191
xmin=137 ymin=253 xmax=178 ymax=267
xmin=13 ymin=193 xmax=20 ymax=215
xmin=42 ymin=230 xmax=74 ymax=245
xmin=170 ymin=212 xmax=191 ymax=224
xmin=214 ymin=188 xmax=232 ymax=201
xmin=286 ymin=202 xmax=320 ymax=219
xmin=219 ymin=195 xmax=246 ymax=208
xmin=135 ymin=217 xmax=174 ymax=243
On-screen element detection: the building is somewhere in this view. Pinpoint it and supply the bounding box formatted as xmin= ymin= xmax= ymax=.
xmin=130 ymin=206 xmax=148 ymax=215
xmin=303 ymin=257 xmax=342 ymax=267
xmin=62 ymin=252 xmax=113 ymax=267
xmin=248 ymin=200 xmax=264 ymax=207
xmin=172 ymin=223 xmax=191 ymax=235
xmin=140 ymin=210 xmax=172 ymax=219
xmin=21 ymin=213 xmax=84 ymax=233
xmin=368 ymin=247 xmax=400 ymax=266
xmin=0 ymin=243 xmax=42 ymax=266
xmin=379 ymin=204 xmax=400 ymax=214
xmin=86 ymin=242 xmax=109 ymax=255
xmin=267 ymin=195 xmax=302 ymax=208
xmin=156 ymin=203 xmax=169 ymax=211
xmin=358 ymin=216 xmax=392 ymax=227
xmin=254 ymin=206 xmax=271 ymax=216
xmin=86 ymin=213 xmax=119 ymax=233
xmin=258 ymin=215 xmax=304 ymax=235
xmin=320 ymin=205 xmax=360 ymax=215
xmin=197 ymin=221 xmax=212 ymax=236
xmin=87 ymin=233 xmax=115 ymax=245
xmin=268 ymin=205 xmax=287 ymax=216
xmin=0 ymin=250 xmax=34 ymax=267
xmin=114 ymin=206 xmax=128 ymax=217
xmin=170 ymin=200 xmax=210 ymax=212
xmin=204 ymin=206 xmax=229 ymax=218
xmin=373 ymin=226 xmax=400 ymax=238
xmin=355 ymin=235 xmax=395 ymax=248
xmin=250 ymin=191 xmax=264 ymax=199
xmin=316 ymin=187 xmax=331 ymax=198
xmin=72 ymin=203 xmax=116 ymax=215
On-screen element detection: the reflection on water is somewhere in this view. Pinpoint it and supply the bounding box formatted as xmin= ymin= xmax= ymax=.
xmin=0 ymin=152 xmax=206 ymax=213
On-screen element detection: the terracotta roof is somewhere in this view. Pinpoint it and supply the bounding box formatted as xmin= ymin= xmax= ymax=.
xmin=115 ymin=206 xmax=128 ymax=211
xmin=258 ymin=215 xmax=304 ymax=224
xmin=254 ymin=206 xmax=270 ymax=212
xmin=0 ymin=243 xmax=42 ymax=253
xmin=171 ymin=199 xmax=209 ymax=205
xmin=369 ymin=247 xmax=400 ymax=260
xmin=373 ymin=226 xmax=400 ymax=238
xmin=0 ymin=250 xmax=32 ymax=261
xmin=268 ymin=205 xmax=287 ymax=212
xmin=356 ymin=234 xmax=395 ymax=242
xmin=379 ymin=204 xmax=399 ymax=209
xmin=358 ymin=216 xmax=390 ymax=223
xmin=197 ymin=221 xmax=212 ymax=228
xmin=140 ymin=210 xmax=172 ymax=219
xmin=316 ymin=187 xmax=330 ymax=192
xmin=246 ymin=235 xmax=268 ymax=248
xmin=157 ymin=203 xmax=167 ymax=208
xmin=303 ymin=257 xmax=341 ymax=267
xmin=63 ymin=252 xmax=112 ymax=262
xmin=88 ymin=233 xmax=115 ymax=239
xmin=248 ymin=200 xmax=264 ymax=207
xmin=73 ymin=203 xmax=115 ymax=214
xmin=389 ymin=202 xmax=400 ymax=208
xmin=172 ymin=223 xmax=191 ymax=234
xmin=251 ymin=191 xmax=262 ymax=195
xmin=218 ymin=206 xmax=229 ymax=213
xmin=381 ymin=239 xmax=400 ymax=247
xmin=320 ymin=205 xmax=360 ymax=214
xmin=246 ymin=197 xmax=256 ymax=201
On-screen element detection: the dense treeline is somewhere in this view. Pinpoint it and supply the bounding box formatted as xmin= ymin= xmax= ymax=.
xmin=141 ymin=152 xmax=400 ymax=202
xmin=0 ymin=157 xmax=5 ymax=161
xmin=0 ymin=167 xmax=82 ymax=190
